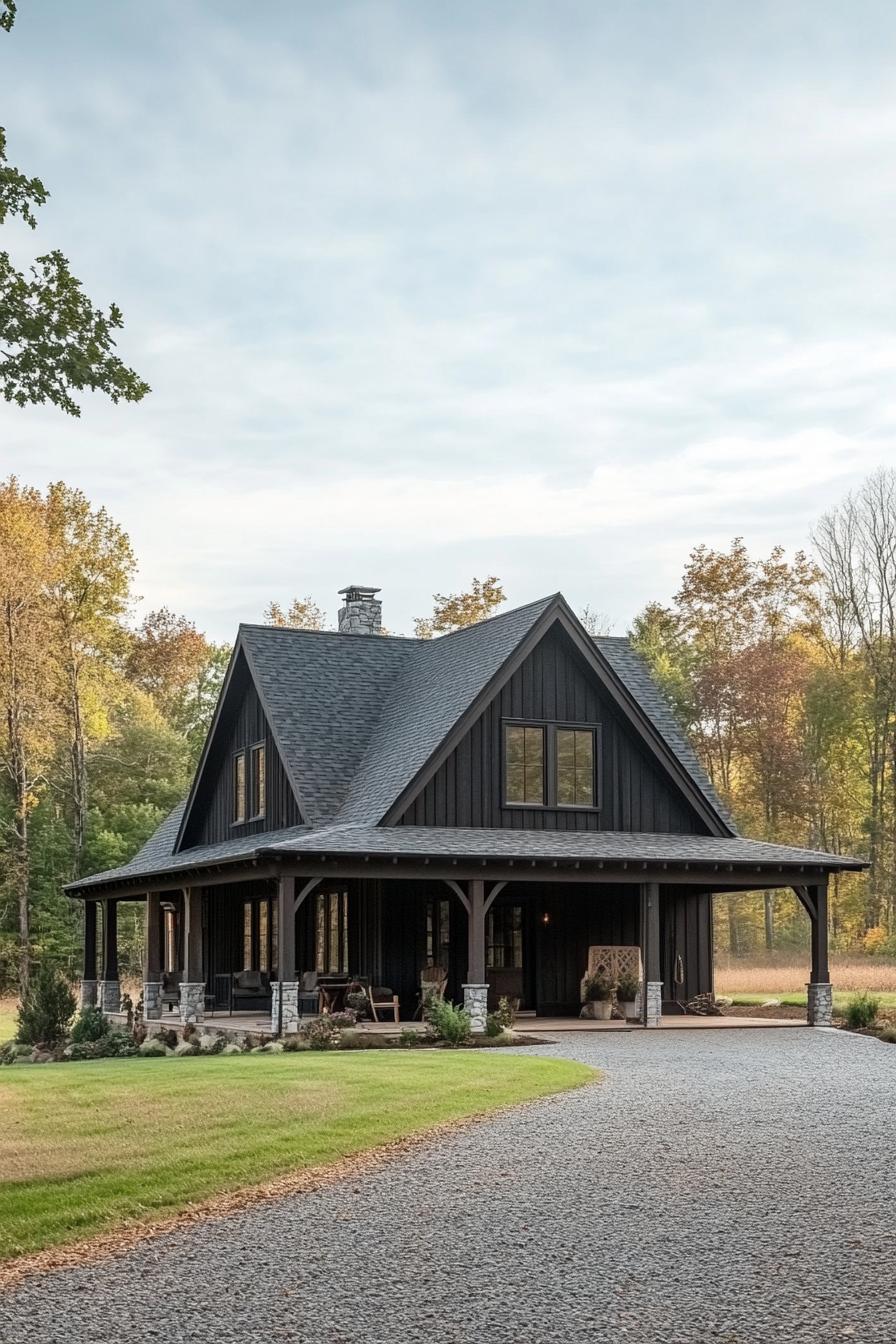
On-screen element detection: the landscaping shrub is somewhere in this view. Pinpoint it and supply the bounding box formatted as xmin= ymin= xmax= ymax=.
xmin=70 ymin=1004 xmax=109 ymax=1043
xmin=495 ymin=995 xmax=516 ymax=1028
xmin=345 ymin=989 xmax=368 ymax=1017
xmin=425 ymin=998 xmax=471 ymax=1046
xmin=65 ymin=1028 xmax=139 ymax=1061
xmin=16 ymin=964 xmax=76 ymax=1045
xmin=399 ymin=1026 xmax=421 ymax=1048
xmin=485 ymin=1012 xmax=503 ymax=1038
xmin=582 ymin=971 xmax=614 ymax=1003
xmin=878 ymin=1027 xmax=896 ymax=1045
xmin=845 ymin=991 xmax=880 ymax=1030
xmin=328 ymin=1010 xmax=358 ymax=1029
xmin=616 ymin=972 xmax=640 ymax=1003
xmin=302 ymin=1016 xmax=340 ymax=1050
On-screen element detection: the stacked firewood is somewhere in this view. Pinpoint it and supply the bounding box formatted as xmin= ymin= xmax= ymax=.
xmin=685 ymin=993 xmax=723 ymax=1016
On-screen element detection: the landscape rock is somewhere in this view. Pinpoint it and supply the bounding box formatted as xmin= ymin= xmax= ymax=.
xmin=221 ymin=1042 xmax=243 ymax=1055
xmin=174 ymin=1040 xmax=199 ymax=1057
xmin=138 ymin=1038 xmax=166 ymax=1058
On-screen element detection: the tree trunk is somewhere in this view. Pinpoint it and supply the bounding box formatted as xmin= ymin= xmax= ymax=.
xmin=67 ymin=645 xmax=87 ymax=877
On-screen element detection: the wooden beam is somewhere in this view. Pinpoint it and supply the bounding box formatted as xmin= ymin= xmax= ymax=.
xmin=442 ymin=878 xmax=470 ymax=914
xmin=182 ymin=887 xmax=203 ymax=982
xmin=292 ymin=876 xmax=322 ymax=915
xmin=467 ymin=878 xmax=486 ymax=983
xmin=83 ymin=899 xmax=97 ymax=980
xmin=101 ymin=899 xmax=118 ymax=981
xmin=483 ymin=880 xmax=507 ymax=914
xmin=145 ymin=891 xmax=162 ymax=979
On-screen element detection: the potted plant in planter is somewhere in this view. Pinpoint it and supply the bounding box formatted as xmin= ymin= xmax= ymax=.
xmin=616 ymin=972 xmax=640 ymax=1020
xmin=581 ymin=971 xmax=615 ymax=1020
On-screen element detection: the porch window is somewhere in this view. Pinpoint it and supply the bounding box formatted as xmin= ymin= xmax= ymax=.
xmin=425 ymin=898 xmax=451 ymax=967
xmin=163 ymin=906 xmax=177 ymax=973
xmin=487 ymin=904 xmax=523 ymax=969
xmin=505 ymin=724 xmax=545 ymax=805
xmin=556 ymin=728 xmax=595 ymax=807
xmin=259 ymin=899 xmax=269 ymax=972
xmin=232 ymin=751 xmax=246 ymax=824
xmin=250 ymin=743 xmax=266 ymax=819
xmin=242 ymin=897 xmax=276 ymax=972
xmin=315 ymin=890 xmax=348 ymax=974
xmin=242 ymin=900 xmax=253 ymax=970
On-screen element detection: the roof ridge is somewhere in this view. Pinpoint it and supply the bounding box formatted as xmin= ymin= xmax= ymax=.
xmin=426 ymin=592 xmax=558 ymax=643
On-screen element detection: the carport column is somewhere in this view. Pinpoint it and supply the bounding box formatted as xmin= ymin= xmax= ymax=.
xmin=179 ymin=886 xmax=205 ymax=1024
xmin=807 ymin=881 xmax=832 ymax=1027
xmin=97 ymin=899 xmax=121 ymax=1013
xmin=80 ymin=899 xmax=98 ymax=1008
xmin=143 ymin=890 xmax=163 ymax=1021
xmin=640 ymin=882 xmax=663 ymax=1028
xmin=272 ymin=875 xmax=300 ymax=1035
xmin=463 ymin=878 xmax=489 ymax=1034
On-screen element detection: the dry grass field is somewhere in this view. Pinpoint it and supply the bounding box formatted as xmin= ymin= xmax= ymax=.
xmin=715 ymin=956 xmax=896 ymax=995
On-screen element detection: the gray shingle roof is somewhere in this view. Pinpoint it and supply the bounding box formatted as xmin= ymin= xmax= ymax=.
xmin=70 ymin=592 xmax=849 ymax=896
xmin=68 ymin=818 xmax=865 ymax=893
xmin=594 ymin=636 xmax=736 ymax=831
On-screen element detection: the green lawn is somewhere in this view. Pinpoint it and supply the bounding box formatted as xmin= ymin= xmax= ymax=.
xmin=1 ymin=1050 xmax=592 ymax=1262
xmin=730 ymin=990 xmax=896 ymax=1010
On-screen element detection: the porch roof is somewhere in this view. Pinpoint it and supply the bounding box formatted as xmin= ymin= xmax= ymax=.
xmin=66 ymin=816 xmax=866 ymax=897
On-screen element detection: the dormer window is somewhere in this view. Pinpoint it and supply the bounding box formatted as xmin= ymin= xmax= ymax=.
xmin=250 ymin=742 xmax=266 ymax=819
xmin=504 ymin=720 xmax=599 ymax=810
xmin=232 ymin=751 xmax=246 ymax=824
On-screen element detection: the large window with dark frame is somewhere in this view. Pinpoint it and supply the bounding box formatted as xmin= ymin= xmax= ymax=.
xmin=232 ymin=751 xmax=246 ymax=824
xmin=504 ymin=721 xmax=598 ymax=809
xmin=425 ymin=898 xmax=451 ymax=969
xmin=487 ymin=903 xmax=523 ymax=969
xmin=250 ymin=742 xmax=266 ymax=819
xmin=241 ymin=897 xmax=278 ymax=972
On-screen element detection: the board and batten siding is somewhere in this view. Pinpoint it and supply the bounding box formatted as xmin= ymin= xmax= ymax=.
xmin=179 ymin=653 xmax=301 ymax=849
xmin=396 ymin=624 xmax=708 ymax=834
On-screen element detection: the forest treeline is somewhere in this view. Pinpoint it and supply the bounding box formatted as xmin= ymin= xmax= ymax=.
xmin=1 ymin=471 xmax=894 ymax=992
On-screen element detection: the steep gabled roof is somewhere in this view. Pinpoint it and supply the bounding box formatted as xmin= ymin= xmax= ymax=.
xmin=335 ymin=595 xmax=557 ymax=824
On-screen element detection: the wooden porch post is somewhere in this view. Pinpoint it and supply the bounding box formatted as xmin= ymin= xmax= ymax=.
xmin=467 ymin=878 xmax=486 ymax=984
xmin=80 ymin=900 xmax=98 ymax=1008
xmin=97 ymin=899 xmax=120 ymax=1013
xmin=180 ymin=886 xmax=205 ymax=1023
xmin=797 ymin=881 xmax=832 ymax=1026
xmin=277 ymin=875 xmax=297 ymax=982
xmin=143 ymin=891 xmax=163 ymax=1020
xmin=640 ymin=882 xmax=662 ymax=1027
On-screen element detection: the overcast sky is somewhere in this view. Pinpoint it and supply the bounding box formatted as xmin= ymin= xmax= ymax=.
xmin=3 ymin=1 xmax=895 ymax=639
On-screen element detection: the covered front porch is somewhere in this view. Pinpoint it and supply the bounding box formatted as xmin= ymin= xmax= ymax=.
xmin=77 ymin=851 xmax=834 ymax=1034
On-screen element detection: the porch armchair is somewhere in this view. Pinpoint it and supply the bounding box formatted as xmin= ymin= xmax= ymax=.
xmin=298 ymin=971 xmax=320 ymax=1018
xmin=415 ymin=964 xmax=448 ymax=1019
xmin=367 ymin=984 xmax=400 ymax=1024
xmin=231 ymin=969 xmax=272 ymax=1011
xmin=161 ymin=971 xmax=181 ymax=1013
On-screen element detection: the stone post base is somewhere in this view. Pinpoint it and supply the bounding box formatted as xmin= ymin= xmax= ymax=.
xmin=644 ymin=981 xmax=663 ymax=1028
xmin=143 ymin=981 xmax=163 ymax=1021
xmin=79 ymin=979 xmax=98 ymax=1010
xmin=97 ymin=979 xmax=121 ymax=1014
xmin=807 ymin=982 xmax=833 ymax=1027
xmin=272 ymin=981 xmax=300 ymax=1035
xmin=179 ymin=982 xmax=205 ymax=1025
xmin=463 ymin=983 xmax=489 ymax=1035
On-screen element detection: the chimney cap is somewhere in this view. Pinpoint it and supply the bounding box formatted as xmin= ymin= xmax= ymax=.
xmin=338 ymin=584 xmax=381 ymax=597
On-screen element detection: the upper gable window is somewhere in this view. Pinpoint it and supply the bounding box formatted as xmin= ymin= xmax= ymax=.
xmin=232 ymin=751 xmax=246 ymax=824
xmin=250 ymin=743 xmax=266 ymax=819
xmin=556 ymin=728 xmax=595 ymax=807
xmin=504 ymin=721 xmax=599 ymax=809
xmin=504 ymin=724 xmax=545 ymax=805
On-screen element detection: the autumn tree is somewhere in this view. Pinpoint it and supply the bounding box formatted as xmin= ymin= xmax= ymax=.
xmin=126 ymin=609 xmax=228 ymax=757
xmin=414 ymin=577 xmax=505 ymax=638
xmin=0 ymin=8 xmax=149 ymax=416
xmin=263 ymin=597 xmax=326 ymax=631
xmin=0 ymin=478 xmax=57 ymax=988
xmin=44 ymin=483 xmax=135 ymax=875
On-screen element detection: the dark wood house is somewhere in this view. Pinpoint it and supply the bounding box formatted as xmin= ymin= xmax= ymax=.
xmin=66 ymin=585 xmax=863 ymax=1031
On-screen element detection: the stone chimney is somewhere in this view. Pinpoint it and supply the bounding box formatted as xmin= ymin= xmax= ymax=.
xmin=337 ymin=585 xmax=382 ymax=635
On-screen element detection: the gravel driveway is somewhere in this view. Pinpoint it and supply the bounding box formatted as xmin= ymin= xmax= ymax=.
xmin=4 ymin=1028 xmax=895 ymax=1344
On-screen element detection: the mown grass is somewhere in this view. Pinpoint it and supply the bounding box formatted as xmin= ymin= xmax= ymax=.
xmin=728 ymin=990 xmax=896 ymax=1009
xmin=0 ymin=1050 xmax=591 ymax=1262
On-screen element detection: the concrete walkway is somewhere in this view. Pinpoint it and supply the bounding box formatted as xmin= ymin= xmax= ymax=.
xmin=3 ymin=1028 xmax=894 ymax=1344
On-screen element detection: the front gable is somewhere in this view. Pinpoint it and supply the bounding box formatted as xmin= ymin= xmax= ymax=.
xmin=177 ymin=648 xmax=301 ymax=851
xmin=394 ymin=619 xmax=714 ymax=836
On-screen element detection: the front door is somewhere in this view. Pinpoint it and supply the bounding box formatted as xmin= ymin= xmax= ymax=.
xmin=486 ymin=900 xmax=533 ymax=1010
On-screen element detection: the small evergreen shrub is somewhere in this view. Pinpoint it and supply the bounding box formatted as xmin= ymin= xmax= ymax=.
xmin=845 ymin=991 xmax=880 ymax=1030
xmin=616 ymin=972 xmax=640 ymax=1003
xmin=70 ymin=1005 xmax=109 ymax=1043
xmin=16 ymin=964 xmax=76 ymax=1045
xmin=425 ymin=998 xmax=471 ymax=1046
xmin=495 ymin=996 xmax=516 ymax=1028
xmin=399 ymin=1027 xmax=422 ymax=1048
xmin=485 ymin=1012 xmax=503 ymax=1038
xmin=582 ymin=971 xmax=614 ymax=1003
